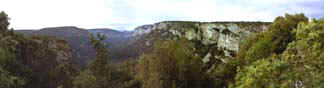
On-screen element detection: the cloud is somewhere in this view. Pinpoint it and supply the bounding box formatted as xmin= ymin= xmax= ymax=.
xmin=0 ymin=0 xmax=323 ymax=30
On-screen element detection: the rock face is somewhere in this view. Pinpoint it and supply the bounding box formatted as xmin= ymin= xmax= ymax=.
xmin=132 ymin=24 xmax=154 ymax=36
xmin=133 ymin=21 xmax=271 ymax=63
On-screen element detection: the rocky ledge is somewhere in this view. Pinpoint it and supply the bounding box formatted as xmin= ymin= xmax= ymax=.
xmin=133 ymin=21 xmax=271 ymax=63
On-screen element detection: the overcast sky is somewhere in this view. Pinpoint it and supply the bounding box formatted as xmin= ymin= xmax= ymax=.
xmin=0 ymin=0 xmax=323 ymax=30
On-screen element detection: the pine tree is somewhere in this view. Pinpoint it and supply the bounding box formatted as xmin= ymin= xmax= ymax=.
xmin=0 ymin=11 xmax=9 ymax=33
xmin=88 ymin=33 xmax=110 ymax=77
xmin=74 ymin=33 xmax=112 ymax=88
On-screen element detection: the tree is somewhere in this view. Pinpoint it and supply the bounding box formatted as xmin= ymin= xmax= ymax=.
xmin=118 ymin=59 xmax=141 ymax=88
xmin=269 ymin=13 xmax=308 ymax=54
xmin=1 ymin=12 xmax=76 ymax=88
xmin=0 ymin=45 xmax=25 ymax=88
xmin=0 ymin=11 xmax=9 ymax=33
xmin=135 ymin=39 xmax=205 ymax=88
xmin=73 ymin=70 xmax=97 ymax=88
xmin=232 ymin=16 xmax=324 ymax=88
xmin=281 ymin=20 xmax=324 ymax=87
xmin=22 ymin=36 xmax=76 ymax=88
xmin=0 ymin=11 xmax=27 ymax=88
xmin=231 ymin=55 xmax=294 ymax=88
xmin=74 ymin=33 xmax=113 ymax=88
xmin=237 ymin=13 xmax=309 ymax=65
xmin=74 ymin=33 xmax=142 ymax=88
xmin=231 ymin=14 xmax=308 ymax=87
xmin=88 ymin=33 xmax=110 ymax=78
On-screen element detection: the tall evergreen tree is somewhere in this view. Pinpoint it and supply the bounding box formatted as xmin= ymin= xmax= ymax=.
xmin=74 ymin=33 xmax=113 ymax=88
xmin=88 ymin=33 xmax=110 ymax=77
xmin=0 ymin=11 xmax=9 ymax=33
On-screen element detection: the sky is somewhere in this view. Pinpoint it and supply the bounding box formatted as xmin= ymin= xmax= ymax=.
xmin=0 ymin=0 xmax=323 ymax=30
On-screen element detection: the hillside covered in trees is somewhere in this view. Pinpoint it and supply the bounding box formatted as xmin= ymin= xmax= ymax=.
xmin=1 ymin=11 xmax=324 ymax=88
xmin=15 ymin=27 xmax=134 ymax=66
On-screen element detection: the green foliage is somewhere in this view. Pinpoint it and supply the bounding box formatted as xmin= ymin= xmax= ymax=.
xmin=73 ymin=70 xmax=97 ymax=88
xmin=237 ymin=13 xmax=309 ymax=65
xmin=74 ymin=33 xmax=140 ymax=88
xmin=281 ymin=20 xmax=324 ymax=87
xmin=206 ymin=59 xmax=237 ymax=87
xmin=269 ymin=13 xmax=308 ymax=54
xmin=0 ymin=12 xmax=28 ymax=88
xmin=88 ymin=33 xmax=110 ymax=77
xmin=135 ymin=39 xmax=205 ymax=88
xmin=22 ymin=36 xmax=75 ymax=88
xmin=231 ymin=56 xmax=294 ymax=88
xmin=232 ymin=15 xmax=324 ymax=88
xmin=0 ymin=12 xmax=76 ymax=88
xmin=117 ymin=59 xmax=141 ymax=88
xmin=244 ymin=32 xmax=275 ymax=63
xmin=0 ymin=67 xmax=25 ymax=88
xmin=74 ymin=33 xmax=112 ymax=88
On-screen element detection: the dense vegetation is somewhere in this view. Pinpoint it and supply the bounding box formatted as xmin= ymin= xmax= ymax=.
xmin=1 ymin=11 xmax=324 ymax=88
xmin=0 ymin=12 xmax=76 ymax=88
xmin=231 ymin=14 xmax=324 ymax=88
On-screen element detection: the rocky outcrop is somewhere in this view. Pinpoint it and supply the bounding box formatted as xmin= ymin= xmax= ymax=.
xmin=132 ymin=24 xmax=154 ymax=36
xmin=133 ymin=21 xmax=271 ymax=63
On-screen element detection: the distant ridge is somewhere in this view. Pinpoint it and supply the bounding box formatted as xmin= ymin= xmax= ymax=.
xmin=15 ymin=26 xmax=134 ymax=66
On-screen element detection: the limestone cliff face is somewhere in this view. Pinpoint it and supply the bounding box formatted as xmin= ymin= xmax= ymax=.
xmin=133 ymin=21 xmax=271 ymax=63
xmin=132 ymin=24 xmax=154 ymax=36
